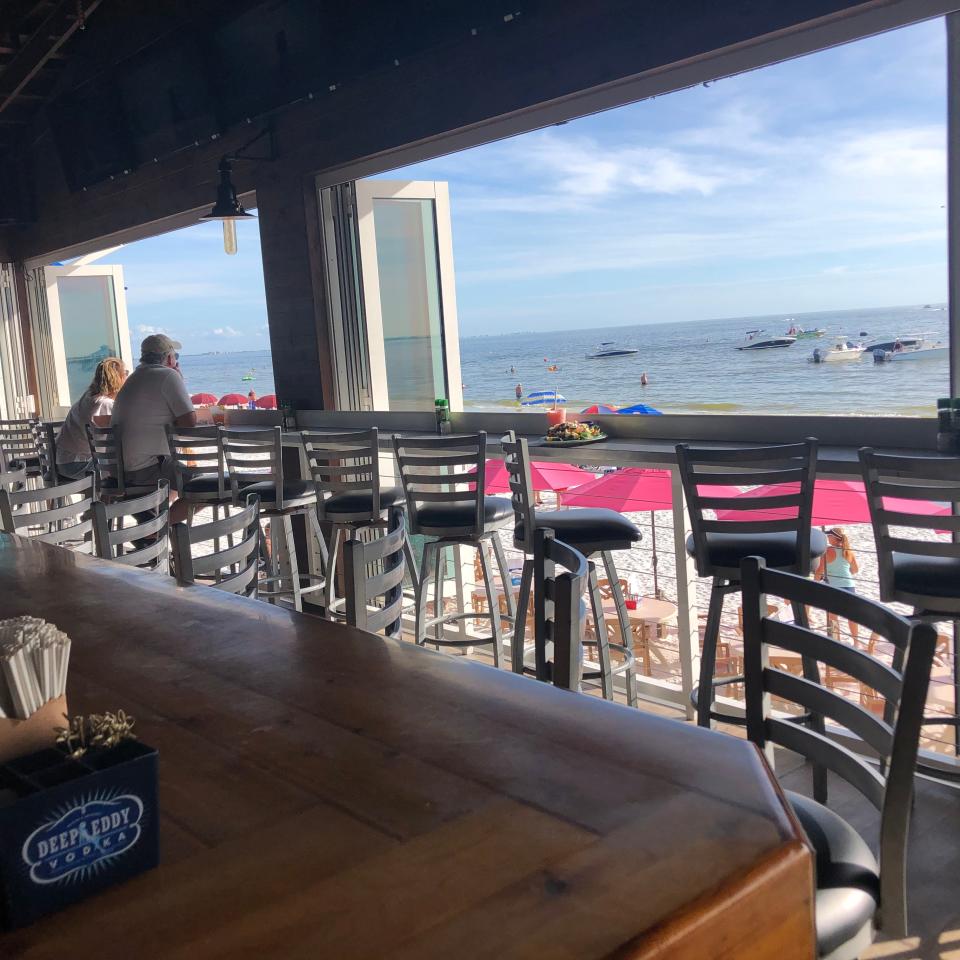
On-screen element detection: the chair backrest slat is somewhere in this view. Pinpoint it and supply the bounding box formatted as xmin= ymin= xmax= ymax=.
xmin=91 ymin=481 xmax=170 ymax=572
xmin=393 ymin=433 xmax=487 ymax=537
xmin=0 ymin=474 xmax=95 ymax=553
xmin=342 ymin=506 xmax=407 ymax=637
xmin=170 ymin=493 xmax=261 ymax=597
xmin=165 ymin=425 xmax=226 ymax=499
xmin=221 ymin=427 xmax=282 ymax=506
xmin=302 ymin=429 xmax=381 ymax=522
xmin=676 ymin=439 xmax=817 ymax=577
xmin=501 ymin=431 xmax=537 ymax=553
xmin=0 ymin=419 xmax=39 ymax=467
xmin=740 ymin=555 xmax=937 ymax=939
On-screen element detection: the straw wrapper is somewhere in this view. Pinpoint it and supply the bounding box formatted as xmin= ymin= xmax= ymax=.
xmin=0 ymin=617 xmax=71 ymax=720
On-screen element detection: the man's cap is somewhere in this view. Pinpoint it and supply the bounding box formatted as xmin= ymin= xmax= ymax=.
xmin=140 ymin=333 xmax=182 ymax=356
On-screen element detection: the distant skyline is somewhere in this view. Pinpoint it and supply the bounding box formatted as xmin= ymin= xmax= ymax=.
xmin=78 ymin=17 xmax=947 ymax=352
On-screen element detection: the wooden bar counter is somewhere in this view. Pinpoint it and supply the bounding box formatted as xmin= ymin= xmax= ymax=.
xmin=0 ymin=534 xmax=814 ymax=959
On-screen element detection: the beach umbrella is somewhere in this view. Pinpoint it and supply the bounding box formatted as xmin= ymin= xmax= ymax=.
xmin=521 ymin=390 xmax=566 ymax=407
xmin=190 ymin=392 xmax=218 ymax=405
xmin=255 ymin=394 xmax=278 ymax=409
xmin=563 ymin=468 xmax=739 ymax=595
xmin=218 ymin=393 xmax=248 ymax=407
xmin=473 ymin=459 xmax=596 ymax=497
xmin=715 ymin=478 xmax=949 ymax=526
xmin=580 ymin=403 xmax=619 ymax=415
xmin=616 ymin=402 xmax=663 ymax=416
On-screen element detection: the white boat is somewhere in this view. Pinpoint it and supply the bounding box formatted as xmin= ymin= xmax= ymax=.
xmin=810 ymin=340 xmax=865 ymax=363
xmin=882 ymin=341 xmax=948 ymax=363
xmin=864 ymin=335 xmax=922 ymax=353
xmin=585 ymin=341 xmax=639 ymax=359
xmin=736 ymin=329 xmax=797 ymax=350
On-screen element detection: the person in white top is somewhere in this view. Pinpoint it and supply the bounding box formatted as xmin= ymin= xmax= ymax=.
xmin=110 ymin=333 xmax=197 ymax=524
xmin=56 ymin=357 xmax=128 ymax=479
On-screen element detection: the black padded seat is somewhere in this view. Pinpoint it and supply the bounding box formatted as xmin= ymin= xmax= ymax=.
xmin=182 ymin=474 xmax=226 ymax=494
xmin=244 ymin=479 xmax=316 ymax=509
xmin=686 ymin=528 xmax=828 ymax=573
xmin=516 ymin=509 xmax=641 ymax=556
xmin=892 ymin=552 xmax=960 ymax=600
xmin=417 ymin=496 xmax=513 ymax=530
xmin=787 ymin=791 xmax=879 ymax=958
xmin=324 ymin=486 xmax=402 ymax=517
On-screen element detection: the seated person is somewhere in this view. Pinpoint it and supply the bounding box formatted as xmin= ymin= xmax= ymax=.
xmin=56 ymin=357 xmax=128 ymax=478
xmin=111 ymin=334 xmax=196 ymax=523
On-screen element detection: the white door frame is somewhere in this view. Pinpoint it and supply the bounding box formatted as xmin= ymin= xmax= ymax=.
xmin=353 ymin=179 xmax=463 ymax=411
xmin=43 ymin=263 xmax=132 ymax=409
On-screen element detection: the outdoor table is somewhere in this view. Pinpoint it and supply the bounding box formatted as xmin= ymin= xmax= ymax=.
xmin=0 ymin=533 xmax=815 ymax=959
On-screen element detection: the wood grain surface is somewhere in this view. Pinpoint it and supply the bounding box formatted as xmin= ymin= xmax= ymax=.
xmin=0 ymin=534 xmax=814 ymax=959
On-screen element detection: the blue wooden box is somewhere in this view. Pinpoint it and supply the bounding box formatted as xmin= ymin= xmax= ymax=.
xmin=0 ymin=741 xmax=159 ymax=929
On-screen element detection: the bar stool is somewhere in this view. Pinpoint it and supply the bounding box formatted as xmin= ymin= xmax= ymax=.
xmin=220 ymin=426 xmax=325 ymax=613
xmin=0 ymin=474 xmax=95 ymax=552
xmin=502 ymin=431 xmax=640 ymax=704
xmin=85 ymin=424 xmax=154 ymax=501
xmin=165 ymin=424 xmax=233 ymax=520
xmin=676 ymin=439 xmax=827 ymax=730
xmin=860 ymin=447 xmax=960 ymax=780
xmin=301 ymin=428 xmax=418 ymax=616
xmin=0 ymin=418 xmax=42 ymax=481
xmin=91 ymin=481 xmax=170 ymax=572
xmin=393 ymin=431 xmax=514 ymax=666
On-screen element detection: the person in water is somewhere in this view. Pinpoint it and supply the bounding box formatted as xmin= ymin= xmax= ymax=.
xmin=816 ymin=527 xmax=861 ymax=641
xmin=640 ymin=371 xmax=649 ymax=386
xmin=515 ymin=383 xmax=523 ymax=400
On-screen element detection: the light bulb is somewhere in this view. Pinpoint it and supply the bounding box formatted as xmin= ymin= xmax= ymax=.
xmin=222 ymin=219 xmax=238 ymax=255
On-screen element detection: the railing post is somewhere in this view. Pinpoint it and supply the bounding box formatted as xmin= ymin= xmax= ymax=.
xmin=670 ymin=467 xmax=698 ymax=720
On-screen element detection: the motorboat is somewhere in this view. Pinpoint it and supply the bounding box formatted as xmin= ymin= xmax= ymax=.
xmin=735 ymin=330 xmax=797 ymax=350
xmin=874 ymin=340 xmax=948 ymax=363
xmin=810 ymin=340 xmax=865 ymax=363
xmin=785 ymin=323 xmax=825 ymax=339
xmin=863 ymin=335 xmax=922 ymax=353
xmin=585 ymin=341 xmax=639 ymax=359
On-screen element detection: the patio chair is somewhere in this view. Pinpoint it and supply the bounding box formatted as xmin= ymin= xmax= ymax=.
xmin=171 ymin=493 xmax=261 ymax=597
xmin=0 ymin=474 xmax=95 ymax=551
xmin=0 ymin=461 xmax=26 ymax=493
xmin=676 ymin=438 xmax=826 ymax=729
xmin=0 ymin=418 xmax=42 ymax=479
xmin=301 ymin=427 xmax=417 ymax=616
xmin=393 ymin=431 xmax=513 ymax=667
xmin=164 ymin=424 xmax=232 ymax=519
xmin=531 ymin=527 xmax=589 ymax=691
xmin=33 ymin=420 xmax=64 ymax=482
xmin=740 ymin=555 xmax=936 ymax=958
xmin=859 ymin=447 xmax=960 ymax=779
xmin=502 ymin=430 xmax=640 ymax=703
xmin=91 ymin=481 xmax=170 ymax=572
xmin=85 ymin=424 xmax=154 ymax=501
xmin=341 ymin=505 xmax=407 ymax=638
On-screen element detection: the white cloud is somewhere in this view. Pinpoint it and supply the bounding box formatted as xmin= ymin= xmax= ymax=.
xmin=136 ymin=324 xmax=166 ymax=334
xmin=212 ymin=325 xmax=242 ymax=337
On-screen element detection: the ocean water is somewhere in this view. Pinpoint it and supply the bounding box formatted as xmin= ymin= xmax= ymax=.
xmin=178 ymin=305 xmax=949 ymax=416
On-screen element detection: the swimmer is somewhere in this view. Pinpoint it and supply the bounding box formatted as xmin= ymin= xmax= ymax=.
xmin=640 ymin=372 xmax=649 ymax=386
xmin=515 ymin=383 xmax=523 ymax=400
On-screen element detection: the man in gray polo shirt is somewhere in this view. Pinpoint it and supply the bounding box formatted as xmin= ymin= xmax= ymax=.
xmin=111 ymin=333 xmax=197 ymax=523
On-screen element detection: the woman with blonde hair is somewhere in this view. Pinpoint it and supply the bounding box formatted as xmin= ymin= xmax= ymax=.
xmin=816 ymin=526 xmax=861 ymax=641
xmin=56 ymin=357 xmax=128 ymax=478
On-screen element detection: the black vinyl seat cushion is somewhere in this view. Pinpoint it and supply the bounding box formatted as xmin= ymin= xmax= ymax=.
xmin=515 ymin=509 xmax=641 ymax=555
xmin=416 ymin=496 xmax=513 ymax=531
xmin=892 ymin=552 xmax=960 ymax=600
xmin=243 ymin=479 xmax=316 ymax=509
xmin=323 ymin=485 xmax=402 ymax=517
xmin=182 ymin=474 xmax=227 ymax=495
xmin=786 ymin=791 xmax=879 ymax=957
xmin=687 ymin=528 xmax=828 ymax=573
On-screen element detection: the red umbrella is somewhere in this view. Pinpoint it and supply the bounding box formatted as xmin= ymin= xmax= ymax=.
xmin=218 ymin=393 xmax=248 ymax=407
xmin=255 ymin=394 xmax=278 ymax=409
xmin=472 ymin=459 xmax=595 ymax=496
xmin=563 ymin=468 xmax=740 ymax=595
xmin=715 ymin=479 xmax=949 ymax=526
xmin=190 ymin=393 xmax=217 ymax=405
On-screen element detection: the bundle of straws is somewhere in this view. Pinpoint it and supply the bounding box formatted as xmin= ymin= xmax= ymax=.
xmin=0 ymin=617 xmax=71 ymax=720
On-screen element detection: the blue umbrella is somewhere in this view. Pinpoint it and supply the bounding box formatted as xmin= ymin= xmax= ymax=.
xmin=616 ymin=402 xmax=663 ymax=416
xmin=521 ymin=390 xmax=567 ymax=406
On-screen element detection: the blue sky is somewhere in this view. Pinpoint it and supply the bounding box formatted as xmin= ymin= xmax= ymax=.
xmin=87 ymin=17 xmax=947 ymax=351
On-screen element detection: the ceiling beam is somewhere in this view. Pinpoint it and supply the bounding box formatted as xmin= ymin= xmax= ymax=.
xmin=0 ymin=0 xmax=102 ymax=114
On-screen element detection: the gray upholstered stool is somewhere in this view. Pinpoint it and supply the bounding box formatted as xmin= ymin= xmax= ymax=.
xmin=502 ymin=431 xmax=640 ymax=704
xmin=393 ymin=431 xmax=514 ymax=667
xmin=676 ymin=439 xmax=827 ymax=730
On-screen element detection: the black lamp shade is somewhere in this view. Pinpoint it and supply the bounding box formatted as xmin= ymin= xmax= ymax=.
xmin=200 ymin=159 xmax=257 ymax=221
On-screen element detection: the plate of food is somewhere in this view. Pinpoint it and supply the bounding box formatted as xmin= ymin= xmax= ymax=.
xmin=544 ymin=421 xmax=607 ymax=446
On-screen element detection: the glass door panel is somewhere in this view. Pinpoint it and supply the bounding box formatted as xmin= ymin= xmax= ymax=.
xmin=44 ymin=265 xmax=132 ymax=407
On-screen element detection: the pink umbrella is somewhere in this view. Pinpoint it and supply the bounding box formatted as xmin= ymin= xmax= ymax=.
xmin=563 ymin=468 xmax=740 ymax=595
xmin=474 ymin=459 xmax=595 ymax=497
xmin=218 ymin=393 xmax=248 ymax=407
xmin=190 ymin=392 xmax=217 ymax=405
xmin=255 ymin=394 xmax=278 ymax=409
xmin=715 ymin=478 xmax=949 ymax=526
